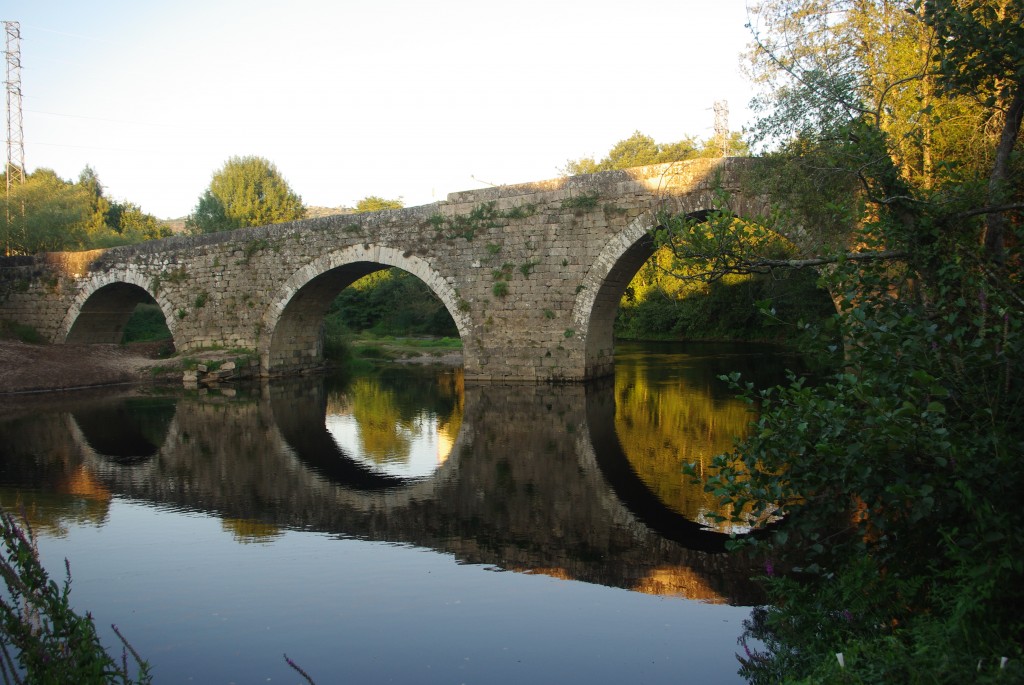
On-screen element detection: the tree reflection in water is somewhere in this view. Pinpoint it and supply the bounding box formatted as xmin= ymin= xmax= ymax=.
xmin=323 ymin=369 xmax=463 ymax=478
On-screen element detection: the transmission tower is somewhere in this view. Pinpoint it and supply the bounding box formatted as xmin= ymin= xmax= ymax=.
xmin=5 ymin=20 xmax=25 ymax=192
xmin=713 ymin=100 xmax=729 ymax=158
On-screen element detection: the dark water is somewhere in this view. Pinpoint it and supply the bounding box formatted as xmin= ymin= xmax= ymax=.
xmin=0 ymin=342 xmax=797 ymax=684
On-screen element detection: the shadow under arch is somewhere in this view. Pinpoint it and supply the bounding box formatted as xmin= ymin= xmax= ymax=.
xmin=67 ymin=396 xmax=178 ymax=466
xmin=582 ymin=379 xmax=731 ymax=553
xmin=260 ymin=246 xmax=471 ymax=376
xmin=61 ymin=269 xmax=176 ymax=345
xmin=269 ymin=378 xmax=463 ymax=497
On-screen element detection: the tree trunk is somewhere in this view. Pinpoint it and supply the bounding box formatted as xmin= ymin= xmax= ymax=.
xmin=984 ymin=77 xmax=1024 ymax=263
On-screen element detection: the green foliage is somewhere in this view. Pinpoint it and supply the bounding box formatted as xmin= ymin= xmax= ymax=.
xmin=560 ymin=192 xmax=600 ymax=210
xmin=0 ymin=169 xmax=90 ymax=254
xmin=122 ymin=304 xmax=171 ymax=343
xmin=428 ymin=202 xmax=536 ymax=241
xmin=709 ymin=260 xmax=1024 ymax=681
xmin=615 ymin=271 xmax=834 ymax=343
xmin=562 ymin=129 xmax=748 ymax=175
xmin=0 ymin=319 xmax=44 ymax=344
xmin=0 ymin=507 xmax=152 ymax=683
xmin=102 ymin=201 xmax=172 ymax=246
xmin=328 ymin=268 xmax=458 ymax=338
xmin=354 ymin=196 xmax=404 ymax=213
xmin=185 ymin=190 xmax=232 ymax=234
xmin=677 ymin=2 xmax=1024 ymax=680
xmin=186 ymin=156 xmax=304 ymax=234
xmin=322 ymin=313 xmax=351 ymax=364
xmin=0 ymin=167 xmax=166 ymax=255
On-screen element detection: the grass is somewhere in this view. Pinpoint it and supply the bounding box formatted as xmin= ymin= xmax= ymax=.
xmin=345 ymin=333 xmax=462 ymax=364
xmin=0 ymin=319 xmax=44 ymax=343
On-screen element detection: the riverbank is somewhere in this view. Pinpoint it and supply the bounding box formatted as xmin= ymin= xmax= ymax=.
xmin=0 ymin=340 xmax=176 ymax=394
xmin=0 ymin=338 xmax=465 ymax=394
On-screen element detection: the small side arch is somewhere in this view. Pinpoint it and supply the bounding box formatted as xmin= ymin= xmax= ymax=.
xmin=60 ymin=268 xmax=176 ymax=345
xmin=260 ymin=245 xmax=471 ymax=375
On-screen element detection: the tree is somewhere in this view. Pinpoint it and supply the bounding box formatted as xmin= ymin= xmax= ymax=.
xmin=186 ymin=156 xmax=304 ymax=234
xmin=663 ymin=1 xmax=1024 ymax=681
xmin=106 ymin=201 xmax=171 ymax=244
xmin=1 ymin=167 xmax=170 ymax=254
xmin=922 ymin=0 xmax=1024 ymax=261
xmin=561 ymin=130 xmax=747 ymax=176
xmin=186 ymin=190 xmax=232 ymax=234
xmin=354 ymin=196 xmax=404 ymax=213
xmin=77 ymin=165 xmax=111 ymax=241
xmin=0 ymin=168 xmax=91 ymax=254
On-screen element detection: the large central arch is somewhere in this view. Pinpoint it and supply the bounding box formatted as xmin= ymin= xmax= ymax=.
xmin=260 ymin=245 xmax=472 ymax=376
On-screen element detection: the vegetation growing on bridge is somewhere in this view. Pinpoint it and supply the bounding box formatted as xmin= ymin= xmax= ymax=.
xmin=426 ymin=201 xmax=537 ymax=241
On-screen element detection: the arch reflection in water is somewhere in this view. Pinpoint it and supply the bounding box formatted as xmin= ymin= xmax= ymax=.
xmin=323 ymin=370 xmax=464 ymax=479
xmin=271 ymin=367 xmax=463 ymax=490
xmin=71 ymin=397 xmax=177 ymax=465
xmin=610 ymin=341 xmax=800 ymax=533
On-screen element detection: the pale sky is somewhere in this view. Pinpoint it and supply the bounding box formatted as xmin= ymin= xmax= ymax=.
xmin=9 ymin=1 xmax=757 ymax=219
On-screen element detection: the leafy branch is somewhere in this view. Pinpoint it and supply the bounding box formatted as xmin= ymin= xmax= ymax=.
xmin=0 ymin=507 xmax=152 ymax=684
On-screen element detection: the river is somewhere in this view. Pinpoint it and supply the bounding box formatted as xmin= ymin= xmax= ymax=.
xmin=0 ymin=341 xmax=799 ymax=684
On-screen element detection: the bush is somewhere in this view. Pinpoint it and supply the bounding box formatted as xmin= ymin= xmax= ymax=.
xmin=122 ymin=304 xmax=171 ymax=343
xmin=322 ymin=314 xmax=351 ymax=363
xmin=0 ymin=320 xmax=44 ymax=344
xmin=700 ymin=259 xmax=1024 ymax=682
xmin=615 ymin=269 xmax=834 ymax=343
xmin=330 ymin=268 xmax=458 ymax=337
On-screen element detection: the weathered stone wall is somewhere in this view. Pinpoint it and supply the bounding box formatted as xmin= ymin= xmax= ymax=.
xmin=0 ymin=158 xmax=770 ymax=381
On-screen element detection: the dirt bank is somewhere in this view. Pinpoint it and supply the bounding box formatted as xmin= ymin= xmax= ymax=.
xmin=0 ymin=340 xmax=464 ymax=395
xmin=0 ymin=341 xmax=175 ymax=394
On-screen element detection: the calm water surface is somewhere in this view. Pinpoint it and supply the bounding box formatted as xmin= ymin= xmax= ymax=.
xmin=0 ymin=342 xmax=797 ymax=684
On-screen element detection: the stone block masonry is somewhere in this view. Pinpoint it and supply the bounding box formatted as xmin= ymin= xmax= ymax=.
xmin=0 ymin=158 xmax=774 ymax=382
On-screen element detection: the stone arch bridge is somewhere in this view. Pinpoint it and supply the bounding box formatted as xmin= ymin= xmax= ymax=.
xmin=0 ymin=158 xmax=776 ymax=382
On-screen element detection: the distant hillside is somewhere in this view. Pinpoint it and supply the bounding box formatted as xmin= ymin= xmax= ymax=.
xmin=159 ymin=218 xmax=187 ymax=235
xmin=305 ymin=206 xmax=355 ymax=219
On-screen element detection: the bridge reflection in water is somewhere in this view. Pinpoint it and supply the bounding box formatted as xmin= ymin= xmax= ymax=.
xmin=0 ymin=358 xmax=770 ymax=607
